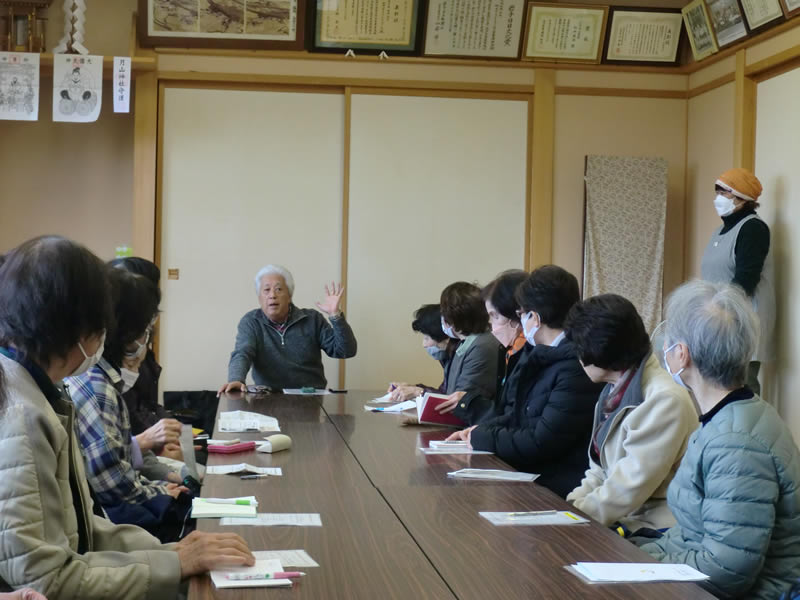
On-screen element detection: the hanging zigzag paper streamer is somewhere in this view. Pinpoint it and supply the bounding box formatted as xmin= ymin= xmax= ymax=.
xmin=53 ymin=0 xmax=88 ymax=55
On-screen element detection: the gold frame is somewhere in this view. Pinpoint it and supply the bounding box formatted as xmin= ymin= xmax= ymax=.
xmin=522 ymin=2 xmax=609 ymax=64
xmin=682 ymin=0 xmax=720 ymax=61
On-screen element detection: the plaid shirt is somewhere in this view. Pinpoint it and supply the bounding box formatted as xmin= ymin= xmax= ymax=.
xmin=66 ymin=359 xmax=168 ymax=507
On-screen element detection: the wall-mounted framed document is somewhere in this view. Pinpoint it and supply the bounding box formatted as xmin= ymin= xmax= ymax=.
xmin=423 ymin=0 xmax=526 ymax=59
xmin=138 ymin=0 xmax=307 ymax=50
xmin=522 ymin=3 xmax=609 ymax=64
xmin=780 ymin=0 xmax=800 ymax=17
xmin=705 ymin=0 xmax=749 ymax=47
xmin=311 ymin=0 xmax=423 ymax=54
xmin=603 ymin=8 xmax=683 ymax=65
xmin=740 ymin=0 xmax=784 ymax=29
xmin=682 ymin=0 xmax=719 ymax=60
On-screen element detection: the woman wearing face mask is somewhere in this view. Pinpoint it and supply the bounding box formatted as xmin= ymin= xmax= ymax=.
xmin=564 ymin=294 xmax=698 ymax=534
xmin=67 ymin=268 xmax=190 ymax=543
xmin=0 ymin=236 xmax=254 ymax=599
xmin=387 ymin=304 xmax=458 ymax=403
xmin=447 ymin=266 xmax=603 ymax=497
xmin=701 ymin=168 xmax=774 ymax=394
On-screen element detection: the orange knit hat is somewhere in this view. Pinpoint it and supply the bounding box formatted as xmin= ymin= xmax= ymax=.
xmin=716 ymin=168 xmax=763 ymax=202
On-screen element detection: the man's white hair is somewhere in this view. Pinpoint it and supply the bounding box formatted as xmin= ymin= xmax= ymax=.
xmin=254 ymin=264 xmax=295 ymax=296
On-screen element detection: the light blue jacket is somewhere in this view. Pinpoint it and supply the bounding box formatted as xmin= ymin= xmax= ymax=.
xmin=642 ymin=394 xmax=800 ymax=599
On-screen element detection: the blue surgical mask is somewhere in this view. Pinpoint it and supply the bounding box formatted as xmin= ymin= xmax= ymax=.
xmin=520 ymin=311 xmax=539 ymax=346
xmin=440 ymin=316 xmax=458 ymax=340
xmin=426 ymin=346 xmax=448 ymax=361
xmin=664 ymin=343 xmax=687 ymax=388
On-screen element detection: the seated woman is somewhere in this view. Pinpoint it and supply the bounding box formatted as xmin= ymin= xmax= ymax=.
xmin=640 ymin=280 xmax=800 ymax=600
xmin=448 ymin=266 xmax=603 ymax=497
xmin=67 ymin=268 xmax=188 ymax=543
xmin=434 ymin=281 xmax=503 ymax=425
xmin=564 ymin=294 xmax=697 ymax=533
xmin=387 ymin=303 xmax=458 ymax=402
xmin=0 ymin=236 xmax=252 ymax=599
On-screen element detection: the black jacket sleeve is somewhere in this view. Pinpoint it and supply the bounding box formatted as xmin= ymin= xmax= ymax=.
xmin=733 ymin=219 xmax=770 ymax=297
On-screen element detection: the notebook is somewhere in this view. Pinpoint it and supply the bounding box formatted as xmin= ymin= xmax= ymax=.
xmin=191 ymin=497 xmax=258 ymax=519
xmin=416 ymin=393 xmax=465 ymax=427
xmin=210 ymin=558 xmax=292 ymax=589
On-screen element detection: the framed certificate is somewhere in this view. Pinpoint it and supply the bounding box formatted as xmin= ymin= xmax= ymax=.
xmin=138 ymin=0 xmax=306 ymax=50
xmin=683 ymin=0 xmax=719 ymax=60
xmin=740 ymin=0 xmax=784 ymax=29
xmin=423 ymin=0 xmax=526 ymax=59
xmin=705 ymin=0 xmax=749 ymax=47
xmin=779 ymin=0 xmax=800 ymax=18
xmin=604 ymin=8 xmax=683 ymax=64
xmin=522 ymin=3 xmax=609 ymax=64
xmin=311 ymin=0 xmax=423 ymax=54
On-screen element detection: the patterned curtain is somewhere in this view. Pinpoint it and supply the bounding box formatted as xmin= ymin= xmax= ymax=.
xmin=583 ymin=155 xmax=668 ymax=335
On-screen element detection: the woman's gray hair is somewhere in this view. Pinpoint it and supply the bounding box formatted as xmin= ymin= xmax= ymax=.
xmin=253 ymin=264 xmax=294 ymax=296
xmin=665 ymin=280 xmax=759 ymax=388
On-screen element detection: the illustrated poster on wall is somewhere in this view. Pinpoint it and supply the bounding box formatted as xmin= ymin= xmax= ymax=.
xmin=0 ymin=52 xmax=39 ymax=121
xmin=53 ymin=54 xmax=103 ymax=123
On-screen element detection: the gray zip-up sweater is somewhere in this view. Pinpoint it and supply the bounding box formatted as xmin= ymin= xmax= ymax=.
xmin=227 ymin=305 xmax=357 ymax=389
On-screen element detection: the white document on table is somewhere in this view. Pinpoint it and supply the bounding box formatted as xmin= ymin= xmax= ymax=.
xmin=206 ymin=464 xmax=282 ymax=476
xmin=420 ymin=447 xmax=493 ymax=455
xmin=221 ymin=513 xmax=322 ymax=527
xmin=372 ymin=392 xmax=393 ymax=403
xmin=210 ymin=558 xmax=291 ymax=589
xmin=282 ymin=388 xmax=331 ymax=395
xmin=218 ymin=410 xmax=280 ymax=433
xmin=447 ymin=469 xmax=540 ymax=482
xmin=191 ymin=496 xmax=258 ymax=519
xmin=253 ymin=550 xmax=319 ymax=568
xmin=364 ymin=399 xmax=416 ymax=412
xmin=480 ymin=511 xmax=588 ymax=526
xmin=569 ymin=562 xmax=709 ymax=583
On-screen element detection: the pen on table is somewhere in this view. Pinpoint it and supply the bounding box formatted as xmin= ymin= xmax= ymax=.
xmin=203 ymin=498 xmax=255 ymax=505
xmin=225 ymin=572 xmax=305 ymax=580
xmin=241 ymin=474 xmax=270 ymax=480
xmin=505 ymin=510 xmax=557 ymax=517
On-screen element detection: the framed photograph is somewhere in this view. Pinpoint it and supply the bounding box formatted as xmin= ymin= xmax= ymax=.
xmin=604 ymin=8 xmax=683 ymax=64
xmin=682 ymin=0 xmax=719 ymax=60
xmin=706 ymin=0 xmax=749 ymax=47
xmin=138 ymin=0 xmax=306 ymax=49
xmin=522 ymin=3 xmax=609 ymax=64
xmin=311 ymin=0 xmax=423 ymax=55
xmin=423 ymin=0 xmax=526 ymax=59
xmin=739 ymin=0 xmax=784 ymax=29
xmin=779 ymin=0 xmax=800 ymax=17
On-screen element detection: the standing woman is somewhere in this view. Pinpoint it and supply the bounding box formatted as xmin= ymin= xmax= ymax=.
xmin=701 ymin=168 xmax=774 ymax=393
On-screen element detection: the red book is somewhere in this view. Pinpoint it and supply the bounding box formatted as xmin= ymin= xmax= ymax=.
xmin=416 ymin=393 xmax=465 ymax=428
xmin=207 ymin=441 xmax=256 ymax=454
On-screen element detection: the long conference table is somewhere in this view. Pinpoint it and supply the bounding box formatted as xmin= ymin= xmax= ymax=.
xmin=189 ymin=391 xmax=715 ymax=600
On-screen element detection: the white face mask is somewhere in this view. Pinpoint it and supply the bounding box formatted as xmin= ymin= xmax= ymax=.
xmin=120 ymin=368 xmax=140 ymax=393
xmin=70 ymin=331 xmax=106 ymax=377
xmin=520 ymin=312 xmax=539 ymax=346
xmin=440 ymin=316 xmax=459 ymax=340
xmin=425 ymin=346 xmax=448 ymax=361
xmin=664 ymin=342 xmax=687 ymax=389
xmin=714 ymin=194 xmax=736 ymax=217
xmin=491 ymin=318 xmax=519 ymax=348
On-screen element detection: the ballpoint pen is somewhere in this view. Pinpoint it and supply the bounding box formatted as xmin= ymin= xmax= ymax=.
xmin=241 ymin=474 xmax=271 ymax=480
xmin=225 ymin=572 xmax=305 ymax=580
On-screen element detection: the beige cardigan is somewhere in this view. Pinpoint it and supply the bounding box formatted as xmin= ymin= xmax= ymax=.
xmin=567 ymin=353 xmax=698 ymax=531
xmin=0 ymin=354 xmax=181 ymax=600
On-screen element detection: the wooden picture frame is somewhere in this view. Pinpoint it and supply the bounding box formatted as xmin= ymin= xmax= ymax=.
xmin=779 ymin=0 xmax=800 ymax=18
xmin=682 ymin=0 xmax=719 ymax=60
xmin=310 ymin=0 xmax=423 ymax=55
xmin=603 ymin=7 xmax=683 ymax=65
xmin=423 ymin=0 xmax=526 ymax=59
xmin=137 ymin=0 xmax=307 ymax=50
xmin=739 ymin=0 xmax=784 ymax=29
xmin=705 ymin=0 xmax=749 ymax=47
xmin=522 ymin=3 xmax=609 ymax=64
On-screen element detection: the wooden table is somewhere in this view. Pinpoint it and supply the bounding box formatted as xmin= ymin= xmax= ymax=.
xmin=190 ymin=391 xmax=716 ymax=600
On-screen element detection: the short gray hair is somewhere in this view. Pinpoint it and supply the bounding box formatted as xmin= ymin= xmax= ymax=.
xmin=254 ymin=265 xmax=294 ymax=296
xmin=665 ymin=280 xmax=759 ymax=388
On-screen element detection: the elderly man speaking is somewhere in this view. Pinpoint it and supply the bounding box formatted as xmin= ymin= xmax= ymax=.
xmin=218 ymin=265 xmax=357 ymax=395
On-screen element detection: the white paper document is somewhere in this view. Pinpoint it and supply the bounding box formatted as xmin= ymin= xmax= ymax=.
xmin=569 ymin=562 xmax=709 ymax=583
xmin=191 ymin=496 xmax=258 ymax=519
xmin=205 ymin=463 xmax=282 ymax=476
xmin=372 ymin=392 xmax=393 ymax=403
xmin=0 ymin=52 xmax=39 ymax=121
xmin=480 ymin=510 xmax=588 ymax=526
xmin=112 ymin=56 xmax=131 ymax=113
xmin=52 ymin=54 xmax=103 ymax=122
xmin=218 ymin=410 xmax=280 ymax=433
xmin=253 ymin=550 xmax=319 ymax=568
xmin=447 ymin=469 xmax=540 ymax=482
xmin=364 ymin=399 xmax=417 ymax=413
xmin=222 ymin=513 xmax=322 ymax=527
xmin=421 ymin=440 xmax=492 ymax=455
xmin=210 ymin=558 xmax=291 ymax=589
xmin=283 ymin=388 xmax=331 ymax=395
